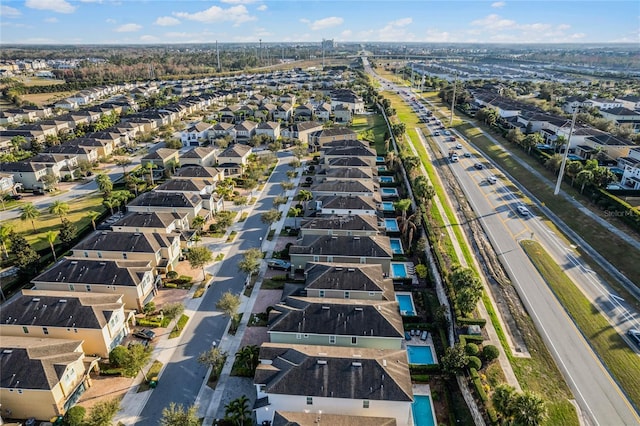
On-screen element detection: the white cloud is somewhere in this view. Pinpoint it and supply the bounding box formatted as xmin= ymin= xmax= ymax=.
xmin=105 ymin=18 xmax=116 ymax=24
xmin=25 ymin=0 xmax=76 ymax=13
xmin=375 ymin=17 xmax=414 ymax=41
xmin=0 ymin=5 xmax=21 ymax=17
xmin=471 ymin=14 xmax=516 ymax=30
xmin=308 ymin=16 xmax=343 ymax=31
xmin=257 ymin=5 xmax=267 ymax=11
xmin=44 ymin=17 xmax=58 ymax=23
xmin=423 ymin=29 xmax=453 ymax=42
xmin=114 ymin=23 xmax=142 ymax=32
xmin=155 ymin=16 xmax=180 ymax=26
xmin=491 ymin=1 xmax=506 ymax=8
xmin=221 ymin=0 xmax=257 ymax=3
xmin=174 ymin=5 xmax=255 ymax=25
xmin=387 ymin=17 xmax=412 ymax=27
xmin=140 ymin=34 xmax=160 ymax=42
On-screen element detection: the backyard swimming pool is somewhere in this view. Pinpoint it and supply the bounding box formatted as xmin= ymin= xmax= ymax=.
xmin=391 ymin=263 xmax=408 ymax=278
xmin=389 ymin=238 xmax=403 ymax=254
xmin=396 ymin=292 xmax=415 ymax=316
xmin=379 ymin=176 xmax=394 ymax=183
xmin=381 ymin=187 xmax=399 ymax=197
xmin=407 ymin=345 xmax=436 ymax=364
xmin=385 ymin=219 xmax=400 ymax=232
xmin=376 ymin=156 xmax=385 ymax=163
xmin=412 ymin=395 xmax=437 ymax=426
xmin=378 ymin=166 xmax=388 ymax=172
xmin=381 ymin=201 xmax=395 ymax=211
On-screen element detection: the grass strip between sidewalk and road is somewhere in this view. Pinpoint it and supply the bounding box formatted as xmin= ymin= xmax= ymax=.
xmin=521 ymin=239 xmax=640 ymax=409
xmin=168 ymin=314 xmax=189 ymax=339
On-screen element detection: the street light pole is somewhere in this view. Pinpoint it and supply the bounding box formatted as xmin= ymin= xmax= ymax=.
xmin=554 ymin=106 xmax=579 ymax=195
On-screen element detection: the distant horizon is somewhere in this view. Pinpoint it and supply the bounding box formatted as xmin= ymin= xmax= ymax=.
xmin=1 ymin=0 xmax=638 ymax=45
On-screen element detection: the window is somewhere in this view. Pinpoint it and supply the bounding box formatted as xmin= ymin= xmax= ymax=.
xmin=43 ymin=327 xmax=49 ymax=335
xmin=344 ymin=291 xmax=350 ymax=299
xmin=306 ymin=397 xmax=313 ymax=405
xmin=329 ymin=335 xmax=336 ymax=344
xmin=296 ymin=333 xmax=302 ymax=340
xmin=319 ymin=290 xmax=325 ymax=298
xmin=122 ymin=253 xmax=128 ymax=259
xmin=69 ymin=284 xmax=75 ymax=291
xmin=86 ymin=285 xmax=91 ymax=292
xmin=327 ymin=256 xmax=333 ymax=262
xmin=360 ymin=257 xmax=366 ymax=264
xmin=97 ymin=252 xmax=102 ymax=258
xmin=351 ymin=336 xmax=357 ymax=345
xmin=22 ymin=326 xmax=28 ymax=334
xmin=83 ymin=251 xmax=88 ymax=258
xmin=313 ymin=256 xmax=320 ymax=262
xmin=363 ymin=400 xmax=370 ymax=408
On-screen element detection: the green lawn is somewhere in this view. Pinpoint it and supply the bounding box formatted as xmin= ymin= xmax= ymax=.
xmin=351 ymin=113 xmax=389 ymax=154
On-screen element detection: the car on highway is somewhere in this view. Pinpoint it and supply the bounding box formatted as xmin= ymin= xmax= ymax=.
xmin=487 ymin=175 xmax=497 ymax=184
xmin=474 ymin=163 xmax=483 ymax=170
xmin=627 ymin=329 xmax=640 ymax=347
xmin=464 ymin=152 xmax=472 ymax=158
xmin=456 ymin=143 xmax=463 ymax=149
xmin=450 ymin=154 xmax=459 ymax=162
xmin=516 ymin=205 xmax=530 ymax=216
xmin=434 ymin=131 xmax=440 ymax=136
xmin=443 ymin=130 xmax=451 ymax=136
xmin=449 ymin=136 xmax=456 ymax=142
xmin=267 ymin=259 xmax=291 ymax=270
xmin=133 ymin=329 xmax=156 ymax=341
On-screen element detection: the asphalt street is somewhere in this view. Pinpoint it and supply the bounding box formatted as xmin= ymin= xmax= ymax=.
xmin=134 ymin=152 xmax=291 ymax=425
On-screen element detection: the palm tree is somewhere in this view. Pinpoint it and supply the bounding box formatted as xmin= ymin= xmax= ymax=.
xmin=394 ymin=198 xmax=412 ymax=222
xmin=86 ymin=211 xmax=101 ymax=231
xmin=512 ymin=391 xmax=547 ymax=426
xmin=145 ymin=162 xmax=156 ymax=186
xmin=95 ymin=173 xmax=113 ymax=197
xmin=115 ymin=158 xmax=132 ymax=177
xmin=522 ymin=133 xmax=542 ymax=154
xmin=236 ymin=345 xmax=259 ymax=372
xmin=294 ymin=189 xmax=313 ymax=211
xmin=43 ymin=230 xmax=58 ymax=262
xmin=0 ymin=224 xmax=13 ymax=259
xmin=224 ymin=395 xmax=250 ymax=426
xmin=191 ymin=215 xmax=206 ymax=232
xmin=20 ymin=203 xmax=40 ymax=233
xmin=103 ymin=198 xmax=118 ymax=215
xmin=49 ymin=200 xmax=70 ymax=224
xmin=576 ymin=169 xmax=594 ymax=194
xmin=566 ymin=161 xmax=583 ymax=187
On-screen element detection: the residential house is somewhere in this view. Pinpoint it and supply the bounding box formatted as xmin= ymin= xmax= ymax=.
xmin=334 ymin=104 xmax=352 ymax=123
xmin=303 ymin=262 xmax=394 ymax=301
xmin=31 ymin=258 xmax=158 ymax=311
xmin=617 ymin=147 xmax=640 ymax=172
xmin=330 ymin=89 xmax=365 ymax=114
xmin=575 ymin=134 xmax=636 ymax=161
xmin=310 ymin=180 xmax=377 ymax=198
xmin=0 ymin=161 xmax=48 ymax=191
xmin=314 ymin=102 xmax=333 ymax=121
xmin=615 ymin=95 xmax=640 ymax=112
xmin=238 ymin=104 xmax=257 ymax=120
xmin=267 ymin=297 xmax=404 ymax=349
xmin=289 ymin=235 xmax=393 ymax=273
xmin=254 ymin=343 xmax=413 ymax=426
xmin=294 ymin=103 xmax=315 ymax=121
xmin=583 ymin=98 xmax=623 ymax=110
xmin=255 ymin=103 xmax=277 ymax=121
xmin=233 ymin=120 xmax=258 ymax=142
xmin=322 ymin=146 xmax=377 ymax=168
xmin=28 ymin=152 xmax=79 ymax=180
xmin=209 ymin=122 xmax=235 ymax=141
xmin=180 ymin=147 xmax=218 ymax=168
xmin=127 ymin=191 xmax=205 ymax=221
xmin=141 ymin=148 xmax=180 ymax=174
xmin=309 ymin=128 xmax=358 ymax=147
xmin=326 ymin=157 xmax=373 ymax=170
xmin=300 ymin=215 xmax=380 ymax=237
xmin=315 ymin=195 xmax=380 ymax=216
xmin=271 ymin=411 xmax=397 ymax=426
xmin=0 ymin=289 xmax=130 ymax=358
xmin=621 ymin=164 xmax=640 ymax=190
xmin=173 ymin=165 xmax=225 ymax=182
xmin=255 ymin=121 xmax=281 ymax=140
xmin=281 ymin=121 xmax=324 ymax=144
xmin=71 ymin=137 xmax=114 ymax=158
xmin=70 ymin=230 xmax=181 ymax=273
xmin=181 ymin=122 xmax=213 ymax=147
xmin=54 ymin=98 xmax=79 ymax=110
xmin=279 ymin=93 xmax=297 ymax=105
xmin=111 ymin=211 xmax=190 ymax=234
xmin=216 ymin=143 xmax=252 ymax=177
xmin=274 ymin=103 xmax=293 ymax=121
xmin=323 ymin=167 xmax=375 ymax=183
xmin=219 ymin=105 xmax=240 ymax=122
xmin=599 ymin=107 xmax=640 ymax=133
xmin=0 ymin=336 xmax=99 ymax=421
xmin=43 ymin=144 xmax=99 ymax=165
xmin=0 ymin=172 xmax=18 ymax=195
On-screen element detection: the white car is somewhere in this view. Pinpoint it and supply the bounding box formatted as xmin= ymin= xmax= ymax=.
xmin=628 ymin=329 xmax=640 ymax=348
xmin=516 ymin=205 xmax=530 ymax=216
xmin=487 ymin=175 xmax=497 ymax=184
xmin=455 ymin=143 xmax=463 ymax=149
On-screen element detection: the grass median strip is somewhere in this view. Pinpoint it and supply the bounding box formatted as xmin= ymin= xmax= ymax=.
xmin=521 ymin=239 xmax=640 ymax=407
xmin=169 ymin=314 xmax=189 ymax=339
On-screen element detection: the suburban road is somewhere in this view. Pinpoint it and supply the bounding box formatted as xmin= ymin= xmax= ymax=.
xmin=421 ymin=128 xmax=640 ymax=425
xmin=134 ymin=152 xmax=291 ymax=425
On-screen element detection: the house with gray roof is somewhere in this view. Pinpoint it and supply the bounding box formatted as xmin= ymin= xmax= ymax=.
xmin=322 ymin=146 xmax=377 ymax=167
xmin=70 ymin=230 xmax=180 ymax=273
xmin=128 ymin=191 xmax=205 ymax=221
xmin=323 ymin=167 xmax=375 ymax=182
xmin=281 ymin=121 xmax=323 ymax=144
xmin=310 ymin=180 xmax=377 ymax=198
xmin=0 ymin=336 xmax=99 ymax=421
xmin=303 ymin=262 xmax=394 ymax=301
xmin=267 ymin=297 xmax=404 ymax=349
xmin=326 ymin=156 xmax=372 ymax=169
xmin=0 ymin=161 xmax=48 ymax=191
xmin=0 ymin=289 xmax=129 ymax=357
xmin=110 ymin=211 xmax=190 ymax=233
xmin=272 ymin=411 xmax=397 ymax=426
xmin=217 ymin=143 xmax=252 ymax=177
xmin=32 ymin=258 xmax=158 ymax=311
xmin=179 ymin=146 xmax=218 ymax=168
xmin=300 ymin=214 xmax=380 ymax=237
xmin=254 ymin=343 xmax=412 ymax=425
xmin=289 ymin=235 xmax=392 ymax=273
xmin=315 ymin=195 xmax=380 ymax=216
xmin=181 ymin=122 xmax=213 ymax=147
xmin=309 ymin=128 xmax=358 ymax=146
xmin=256 ymin=121 xmax=281 ymax=140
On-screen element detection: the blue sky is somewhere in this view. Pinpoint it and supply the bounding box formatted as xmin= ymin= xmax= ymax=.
xmin=0 ymin=0 xmax=638 ymax=44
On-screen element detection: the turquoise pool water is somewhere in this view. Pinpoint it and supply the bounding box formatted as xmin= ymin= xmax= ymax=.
xmin=378 ymin=166 xmax=388 ymax=171
xmin=376 ymin=156 xmax=385 ymax=163
xmin=412 ymin=395 xmax=436 ymax=426
xmin=390 ymin=238 xmax=403 ymax=254
xmin=379 ymin=176 xmax=394 ymax=183
xmin=396 ymin=293 xmax=415 ymax=315
xmin=381 ymin=187 xmax=398 ymax=195
xmin=392 ymin=263 xmax=407 ymax=278
xmin=381 ymin=202 xmax=395 ymax=211
xmin=385 ymin=219 xmax=400 ymax=232
xmin=407 ymin=345 xmax=435 ymax=364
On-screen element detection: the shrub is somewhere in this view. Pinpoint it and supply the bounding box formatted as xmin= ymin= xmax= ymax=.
xmin=469 ymin=368 xmax=488 ymax=402
xmin=166 ymin=271 xmax=179 ymax=280
xmin=64 ymin=405 xmax=86 ymax=426
xmin=468 ymin=356 xmax=482 ymax=370
xmin=482 ymin=344 xmax=500 ymax=362
xmin=465 ymin=343 xmax=479 ymax=356
xmin=143 ymin=301 xmax=156 ymax=315
xmin=109 ymin=345 xmax=128 ymax=368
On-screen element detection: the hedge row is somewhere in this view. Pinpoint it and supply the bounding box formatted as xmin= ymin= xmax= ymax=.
xmin=410 ymin=364 xmax=441 ymax=374
xmin=456 ymin=317 xmax=487 ymax=327
xmin=469 ymin=367 xmax=488 ymax=402
xmin=459 ymin=334 xmax=485 ymax=345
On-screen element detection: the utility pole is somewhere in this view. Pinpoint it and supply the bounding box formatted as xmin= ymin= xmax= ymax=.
xmin=216 ymin=40 xmax=221 ymax=71
xmin=322 ymin=39 xmax=325 ymax=70
xmin=554 ymin=106 xmax=579 ymax=195
xmin=259 ymin=39 xmax=262 ymax=65
xmin=449 ymin=73 xmax=457 ymax=127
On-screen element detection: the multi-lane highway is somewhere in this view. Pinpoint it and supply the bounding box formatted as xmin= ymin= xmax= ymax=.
xmin=421 ymin=112 xmax=640 ymax=425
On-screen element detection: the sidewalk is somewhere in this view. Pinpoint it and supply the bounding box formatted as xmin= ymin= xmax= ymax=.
xmin=115 ymin=157 xmax=297 ymax=424
xmin=196 ymin=162 xmax=303 ymax=424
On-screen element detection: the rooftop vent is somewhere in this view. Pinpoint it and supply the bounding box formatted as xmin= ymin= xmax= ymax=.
xmin=353 ymin=237 xmax=360 ymax=240
xmin=352 ymin=362 xmax=362 ymax=367
xmin=354 ymin=307 xmax=363 ymax=311
xmin=347 ymin=268 xmax=355 ymax=272
xmin=2 ymin=350 xmax=13 ymax=354
xmin=59 ymin=299 xmax=67 ymax=303
xmin=321 ymin=306 xmax=330 ymax=310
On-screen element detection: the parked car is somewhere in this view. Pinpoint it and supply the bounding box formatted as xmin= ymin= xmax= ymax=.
xmin=474 ymin=163 xmax=483 ymax=170
xmin=267 ymin=259 xmax=291 ymax=270
xmin=627 ymin=329 xmax=640 ymax=347
xmin=133 ymin=329 xmax=156 ymax=341
xmin=516 ymin=205 xmax=530 ymax=216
